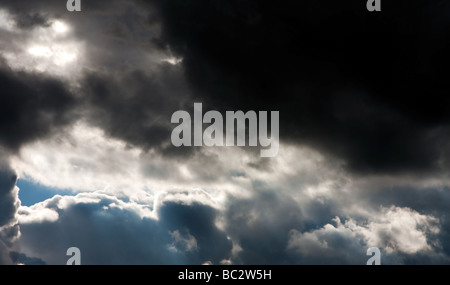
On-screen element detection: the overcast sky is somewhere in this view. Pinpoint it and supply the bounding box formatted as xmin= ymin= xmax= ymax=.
xmin=1 ymin=0 xmax=450 ymax=264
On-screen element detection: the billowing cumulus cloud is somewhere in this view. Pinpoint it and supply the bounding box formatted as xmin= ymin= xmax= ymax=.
xmin=17 ymin=192 xmax=232 ymax=265
xmin=288 ymin=206 xmax=442 ymax=264
xmin=0 ymin=0 xmax=450 ymax=265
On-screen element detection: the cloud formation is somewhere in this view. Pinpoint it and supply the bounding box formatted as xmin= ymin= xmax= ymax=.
xmin=147 ymin=0 xmax=450 ymax=174
xmin=17 ymin=192 xmax=232 ymax=265
xmin=0 ymin=0 xmax=450 ymax=265
xmin=0 ymin=154 xmax=20 ymax=264
xmin=0 ymin=66 xmax=77 ymax=151
xmin=288 ymin=206 xmax=441 ymax=264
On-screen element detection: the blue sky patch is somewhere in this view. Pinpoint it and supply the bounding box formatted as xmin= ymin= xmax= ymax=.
xmin=17 ymin=179 xmax=75 ymax=207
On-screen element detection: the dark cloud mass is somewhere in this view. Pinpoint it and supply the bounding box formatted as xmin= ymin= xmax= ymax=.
xmin=0 ymin=66 xmax=77 ymax=151
xmin=0 ymin=0 xmax=449 ymax=172
xmin=146 ymin=0 xmax=450 ymax=173
xmin=82 ymin=65 xmax=191 ymax=152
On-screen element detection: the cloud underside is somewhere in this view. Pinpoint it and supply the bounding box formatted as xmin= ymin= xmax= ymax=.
xmin=0 ymin=0 xmax=450 ymax=264
xmin=14 ymin=189 xmax=450 ymax=265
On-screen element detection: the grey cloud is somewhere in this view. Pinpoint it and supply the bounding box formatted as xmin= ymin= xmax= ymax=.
xmin=224 ymin=190 xmax=303 ymax=264
xmin=14 ymin=12 xmax=50 ymax=29
xmin=81 ymin=66 xmax=191 ymax=153
xmin=0 ymin=66 xmax=78 ymax=152
xmin=2 ymin=0 xmax=450 ymax=266
xmin=0 ymin=161 xmax=18 ymax=227
xmin=0 ymin=2 xmax=190 ymax=157
xmin=159 ymin=202 xmax=233 ymax=264
xmin=2 ymin=0 xmax=449 ymax=174
xmin=145 ymin=0 xmax=450 ymax=174
xmin=287 ymin=223 xmax=368 ymax=265
xmin=0 ymin=155 xmax=19 ymax=264
xmin=0 ymin=1 xmax=264 ymax=160
xmin=0 ymin=0 xmax=114 ymax=14
xmin=169 ymin=230 xmax=198 ymax=252
xmin=0 ymin=241 xmax=12 ymax=264
xmin=18 ymin=193 xmax=232 ymax=265
xmin=9 ymin=251 xmax=46 ymax=265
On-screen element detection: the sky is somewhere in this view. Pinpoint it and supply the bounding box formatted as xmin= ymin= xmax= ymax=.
xmin=1 ymin=0 xmax=450 ymax=264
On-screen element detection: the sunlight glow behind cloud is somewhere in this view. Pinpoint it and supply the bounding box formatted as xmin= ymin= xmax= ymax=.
xmin=1 ymin=12 xmax=83 ymax=80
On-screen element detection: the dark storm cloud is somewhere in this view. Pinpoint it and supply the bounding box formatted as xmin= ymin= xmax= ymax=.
xmin=145 ymin=0 xmax=450 ymax=173
xmin=0 ymin=156 xmax=19 ymax=264
xmin=81 ymin=64 xmax=193 ymax=154
xmin=0 ymin=66 xmax=77 ymax=152
xmin=1 ymin=0 xmax=448 ymax=171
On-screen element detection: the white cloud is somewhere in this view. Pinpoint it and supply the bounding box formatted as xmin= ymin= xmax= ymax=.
xmin=18 ymin=191 xmax=155 ymax=223
xmin=13 ymin=122 xmax=144 ymax=194
xmin=18 ymin=204 xmax=58 ymax=224
xmin=13 ymin=121 xmax=302 ymax=206
xmin=288 ymin=206 xmax=441 ymax=261
xmin=354 ymin=206 xmax=440 ymax=254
